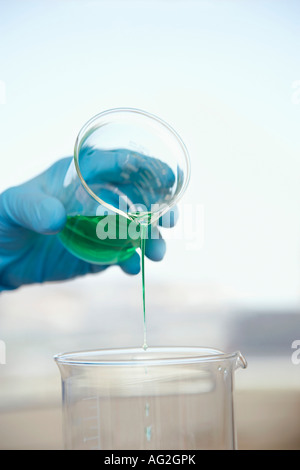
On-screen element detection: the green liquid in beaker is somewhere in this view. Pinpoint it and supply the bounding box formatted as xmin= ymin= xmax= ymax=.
xmin=59 ymin=215 xmax=140 ymax=265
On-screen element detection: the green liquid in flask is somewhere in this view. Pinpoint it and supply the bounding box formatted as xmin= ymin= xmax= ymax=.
xmin=59 ymin=215 xmax=140 ymax=265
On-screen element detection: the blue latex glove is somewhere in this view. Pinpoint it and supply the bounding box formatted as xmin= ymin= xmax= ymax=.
xmin=0 ymin=156 xmax=177 ymax=292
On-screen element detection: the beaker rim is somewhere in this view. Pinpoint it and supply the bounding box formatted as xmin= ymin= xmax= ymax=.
xmin=54 ymin=346 xmax=247 ymax=368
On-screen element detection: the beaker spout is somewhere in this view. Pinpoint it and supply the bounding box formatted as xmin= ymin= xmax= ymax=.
xmin=235 ymin=351 xmax=247 ymax=370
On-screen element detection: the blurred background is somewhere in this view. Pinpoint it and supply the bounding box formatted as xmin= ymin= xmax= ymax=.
xmin=0 ymin=0 xmax=300 ymax=450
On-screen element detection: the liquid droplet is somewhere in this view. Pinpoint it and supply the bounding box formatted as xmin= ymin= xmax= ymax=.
xmin=145 ymin=425 xmax=152 ymax=442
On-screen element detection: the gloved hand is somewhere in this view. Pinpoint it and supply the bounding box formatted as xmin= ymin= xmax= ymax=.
xmin=0 ymin=155 xmax=177 ymax=292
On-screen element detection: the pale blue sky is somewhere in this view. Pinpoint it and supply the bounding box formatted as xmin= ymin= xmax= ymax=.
xmin=0 ymin=0 xmax=300 ymax=308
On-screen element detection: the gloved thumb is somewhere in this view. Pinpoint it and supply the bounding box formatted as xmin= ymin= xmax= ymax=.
xmin=0 ymin=187 xmax=67 ymax=235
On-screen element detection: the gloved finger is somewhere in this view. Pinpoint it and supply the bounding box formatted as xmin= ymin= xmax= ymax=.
xmin=0 ymin=187 xmax=67 ymax=235
xmin=88 ymin=264 xmax=110 ymax=274
xmin=79 ymin=147 xmax=175 ymax=188
xmin=145 ymin=225 xmax=166 ymax=261
xmin=118 ymin=251 xmax=141 ymax=275
xmin=158 ymin=205 xmax=179 ymax=228
xmin=41 ymin=157 xmax=74 ymax=193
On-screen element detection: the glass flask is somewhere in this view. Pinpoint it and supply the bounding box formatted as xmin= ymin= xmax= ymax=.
xmin=58 ymin=108 xmax=190 ymax=265
xmin=54 ymin=347 xmax=247 ymax=450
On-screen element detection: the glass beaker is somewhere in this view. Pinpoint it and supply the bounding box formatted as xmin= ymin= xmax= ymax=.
xmin=58 ymin=108 xmax=190 ymax=265
xmin=54 ymin=347 xmax=247 ymax=450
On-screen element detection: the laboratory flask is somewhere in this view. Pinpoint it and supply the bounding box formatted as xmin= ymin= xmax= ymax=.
xmin=58 ymin=108 xmax=190 ymax=265
xmin=54 ymin=347 xmax=247 ymax=450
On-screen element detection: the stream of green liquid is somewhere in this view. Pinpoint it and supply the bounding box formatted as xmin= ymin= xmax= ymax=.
xmin=59 ymin=214 xmax=150 ymax=349
xmin=140 ymin=223 xmax=147 ymax=350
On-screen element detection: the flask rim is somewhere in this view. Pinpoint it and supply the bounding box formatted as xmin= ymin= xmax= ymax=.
xmin=73 ymin=107 xmax=191 ymax=223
